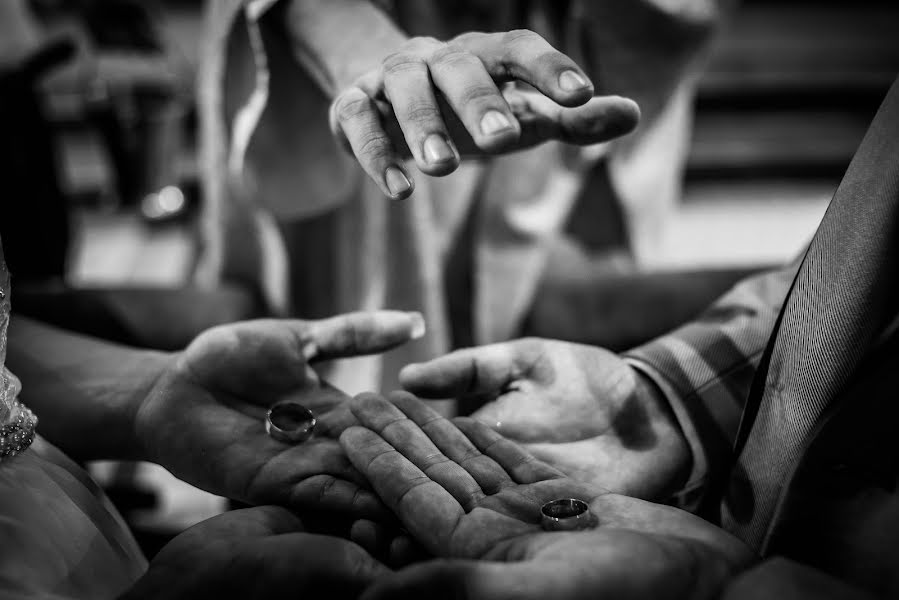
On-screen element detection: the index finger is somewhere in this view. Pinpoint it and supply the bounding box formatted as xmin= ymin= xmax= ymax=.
xmin=340 ymin=426 xmax=463 ymax=556
xmin=454 ymin=30 xmax=593 ymax=107
xmin=507 ymin=92 xmax=641 ymax=149
xmin=305 ymin=311 xmax=426 ymax=361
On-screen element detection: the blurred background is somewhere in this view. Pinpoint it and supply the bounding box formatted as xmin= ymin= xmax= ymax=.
xmin=1 ymin=0 xmax=897 ymax=557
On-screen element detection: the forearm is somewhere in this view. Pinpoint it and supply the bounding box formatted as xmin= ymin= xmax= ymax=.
xmin=283 ymin=0 xmax=407 ymax=96
xmin=6 ymin=315 xmax=172 ymax=461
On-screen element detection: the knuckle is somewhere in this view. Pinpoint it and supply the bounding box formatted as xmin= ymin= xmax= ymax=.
xmin=345 ymin=315 xmax=367 ymax=352
xmin=402 ymin=102 xmax=443 ymax=125
xmin=534 ymin=49 xmax=572 ymax=71
xmin=452 ymin=31 xmax=487 ymax=48
xmin=429 ymin=45 xmax=476 ymax=69
xmin=406 ymin=36 xmax=441 ymax=51
xmin=356 ymin=131 xmax=391 ymax=159
xmin=382 ymin=52 xmax=427 ymax=76
xmin=502 ymin=28 xmax=542 ymax=47
xmin=317 ymin=476 xmax=338 ymax=505
xmin=335 ymin=91 xmax=373 ymax=122
xmin=458 ymin=84 xmax=502 ymax=108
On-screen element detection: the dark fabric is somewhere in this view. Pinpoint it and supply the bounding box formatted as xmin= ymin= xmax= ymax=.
xmin=763 ymin=326 xmax=899 ymax=597
xmin=0 ymin=40 xmax=74 ymax=281
xmin=720 ymin=77 xmax=899 ymax=550
xmin=12 ymin=284 xmax=262 ymax=351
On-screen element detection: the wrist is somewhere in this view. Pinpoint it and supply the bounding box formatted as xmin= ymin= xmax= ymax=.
xmin=631 ymin=367 xmax=693 ymax=498
xmin=6 ymin=316 xmax=176 ymax=461
xmin=284 ymin=0 xmax=407 ymax=96
xmin=126 ymin=351 xmax=178 ymax=462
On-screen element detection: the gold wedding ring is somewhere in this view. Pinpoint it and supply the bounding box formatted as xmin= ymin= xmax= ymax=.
xmin=266 ymin=400 xmax=316 ymax=444
xmin=540 ymin=498 xmax=597 ymax=532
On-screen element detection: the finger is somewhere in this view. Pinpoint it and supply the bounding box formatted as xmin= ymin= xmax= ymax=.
xmin=351 ymin=393 xmax=486 ymax=511
xmin=259 ymin=437 xmax=367 ymax=485
xmin=316 ymin=403 xmax=360 ymax=438
xmin=389 ymin=391 xmax=513 ymax=494
xmin=389 ymin=534 xmax=430 ymax=568
xmin=362 ymin=560 xmax=542 ymax=600
xmin=427 ymin=45 xmax=521 ymax=152
xmin=331 ymin=86 xmax=414 ymax=199
xmin=289 ymin=474 xmax=391 ymax=521
xmin=185 ymin=506 xmax=306 ymax=540
xmin=350 ymin=519 xmax=394 ymax=560
xmin=509 ymin=92 xmax=640 ymax=148
xmin=305 ymin=311 xmax=425 ymax=361
xmin=382 ymin=45 xmax=461 ymax=176
xmin=399 ymin=343 xmax=519 ymax=399
xmin=340 ymin=425 xmax=463 ymax=555
xmin=453 ymin=417 xmax=565 ymax=484
xmin=455 ymin=30 xmax=593 ymax=107
xmin=271 ymin=533 xmax=391 ymax=596
xmin=351 ymin=519 xmax=428 ymax=568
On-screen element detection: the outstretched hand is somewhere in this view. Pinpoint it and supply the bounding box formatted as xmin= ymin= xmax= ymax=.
xmin=401 ymin=338 xmax=690 ymax=499
xmin=330 ymin=30 xmax=640 ymax=199
xmin=339 ymin=392 xmax=752 ymax=600
xmin=133 ymin=311 xmax=423 ymax=519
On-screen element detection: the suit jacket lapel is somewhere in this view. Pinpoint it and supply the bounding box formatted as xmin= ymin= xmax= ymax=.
xmin=721 ymin=77 xmax=899 ymax=549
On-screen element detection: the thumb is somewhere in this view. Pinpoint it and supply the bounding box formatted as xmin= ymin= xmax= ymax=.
xmin=304 ymin=311 xmax=426 ymax=361
xmin=399 ymin=343 xmax=520 ymax=399
xmin=362 ymin=560 xmax=545 ymax=600
xmin=182 ymin=311 xmax=423 ymax=399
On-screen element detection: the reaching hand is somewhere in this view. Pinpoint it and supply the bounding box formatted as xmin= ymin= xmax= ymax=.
xmin=339 ymin=392 xmax=752 ymax=600
xmin=330 ymin=30 xmax=640 ymax=199
xmin=133 ymin=311 xmax=423 ymax=519
xmin=122 ymin=506 xmax=387 ymax=600
xmin=401 ymin=338 xmax=690 ymax=499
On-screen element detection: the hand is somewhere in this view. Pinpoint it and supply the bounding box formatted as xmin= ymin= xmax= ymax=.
xmin=134 ymin=311 xmax=424 ymax=519
xmin=339 ymin=392 xmax=753 ymax=600
xmin=401 ymin=338 xmax=691 ymax=499
xmin=330 ymin=30 xmax=640 ymax=199
xmin=122 ymin=506 xmax=388 ymax=600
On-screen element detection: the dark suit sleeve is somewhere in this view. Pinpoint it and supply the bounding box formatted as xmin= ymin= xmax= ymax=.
xmin=721 ymin=558 xmax=878 ymax=600
xmin=623 ymin=263 xmax=798 ymax=508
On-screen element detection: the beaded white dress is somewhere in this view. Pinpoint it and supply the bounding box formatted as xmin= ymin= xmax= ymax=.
xmin=0 ymin=246 xmax=146 ymax=599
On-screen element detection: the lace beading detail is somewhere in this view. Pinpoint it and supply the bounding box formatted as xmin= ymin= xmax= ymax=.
xmin=0 ymin=246 xmax=37 ymax=461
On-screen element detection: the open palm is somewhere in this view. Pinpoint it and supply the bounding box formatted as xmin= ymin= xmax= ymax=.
xmin=341 ymin=392 xmax=752 ymax=600
xmin=401 ymin=338 xmax=690 ymax=499
xmin=133 ymin=312 xmax=421 ymax=519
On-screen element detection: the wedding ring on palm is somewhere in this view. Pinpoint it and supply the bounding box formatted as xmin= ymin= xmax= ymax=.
xmin=266 ymin=400 xmax=316 ymax=444
xmin=540 ymin=498 xmax=597 ymax=532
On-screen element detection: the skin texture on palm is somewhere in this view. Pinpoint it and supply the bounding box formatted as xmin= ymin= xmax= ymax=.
xmin=133 ymin=311 xmax=424 ymax=519
xmin=339 ymin=392 xmax=753 ymax=600
xmin=400 ymin=338 xmax=691 ymax=499
xmin=329 ymin=29 xmax=640 ymax=199
xmin=121 ymin=506 xmax=388 ymax=600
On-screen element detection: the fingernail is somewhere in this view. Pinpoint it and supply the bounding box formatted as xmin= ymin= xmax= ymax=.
xmin=407 ymin=312 xmax=426 ymax=339
xmin=559 ymin=70 xmax=589 ymax=92
xmin=384 ymin=167 xmax=411 ymax=197
xmin=480 ymin=110 xmax=513 ymax=136
xmin=302 ymin=342 xmax=318 ymax=361
xmin=423 ymin=134 xmax=455 ymax=164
